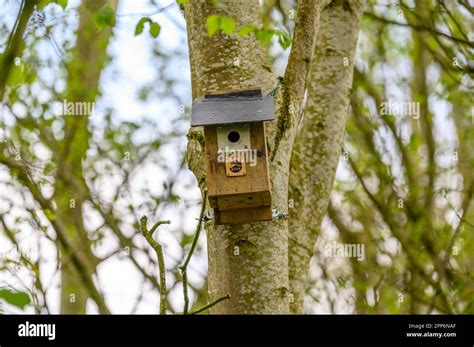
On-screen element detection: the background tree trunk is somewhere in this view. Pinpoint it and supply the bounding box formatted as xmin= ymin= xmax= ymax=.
xmin=57 ymin=0 xmax=118 ymax=314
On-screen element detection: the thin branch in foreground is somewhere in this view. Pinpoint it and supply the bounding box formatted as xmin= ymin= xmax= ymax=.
xmin=179 ymin=189 xmax=207 ymax=314
xmin=190 ymin=294 xmax=231 ymax=315
xmin=140 ymin=216 xmax=171 ymax=315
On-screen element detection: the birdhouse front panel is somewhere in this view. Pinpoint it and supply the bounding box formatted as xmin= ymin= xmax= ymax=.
xmin=191 ymin=89 xmax=275 ymax=224
xmin=204 ymin=121 xmax=271 ymax=200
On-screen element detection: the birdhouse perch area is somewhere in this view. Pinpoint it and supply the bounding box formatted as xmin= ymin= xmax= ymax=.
xmin=191 ymin=89 xmax=276 ymax=225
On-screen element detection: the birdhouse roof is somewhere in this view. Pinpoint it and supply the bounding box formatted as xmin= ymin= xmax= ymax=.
xmin=191 ymin=89 xmax=275 ymax=126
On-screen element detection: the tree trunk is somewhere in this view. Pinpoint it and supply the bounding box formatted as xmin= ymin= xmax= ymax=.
xmin=184 ymin=0 xmax=289 ymax=314
xmin=56 ymin=0 xmax=118 ymax=314
xmin=288 ymin=0 xmax=365 ymax=313
xmin=184 ymin=0 xmax=365 ymax=313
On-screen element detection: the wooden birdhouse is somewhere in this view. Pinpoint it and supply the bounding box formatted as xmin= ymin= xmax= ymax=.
xmin=191 ymin=89 xmax=275 ymax=224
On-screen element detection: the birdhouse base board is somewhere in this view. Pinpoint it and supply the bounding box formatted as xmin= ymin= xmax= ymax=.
xmin=209 ymin=191 xmax=271 ymax=211
xmin=214 ymin=206 xmax=272 ymax=225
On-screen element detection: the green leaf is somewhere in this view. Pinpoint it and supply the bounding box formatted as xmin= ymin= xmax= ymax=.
xmin=94 ymin=5 xmax=116 ymax=30
xmin=0 ymin=289 xmax=31 ymax=310
xmin=206 ymin=15 xmax=220 ymax=37
xmin=211 ymin=0 xmax=226 ymax=9
xmin=135 ymin=17 xmax=161 ymax=38
xmin=180 ymin=233 xmax=194 ymax=248
xmin=254 ymin=29 xmax=274 ymax=45
xmin=220 ymin=16 xmax=235 ymax=35
xmin=176 ymin=0 xmax=189 ymax=4
xmin=149 ymin=22 xmax=161 ymax=38
xmin=206 ymin=15 xmax=235 ymax=37
xmin=135 ymin=17 xmax=151 ymax=36
xmin=239 ymin=24 xmax=257 ymax=36
xmin=238 ymin=25 xmax=292 ymax=49
xmin=275 ymin=30 xmax=292 ymax=50
xmin=7 ymin=62 xmax=26 ymax=88
xmin=55 ymin=0 xmax=67 ymax=9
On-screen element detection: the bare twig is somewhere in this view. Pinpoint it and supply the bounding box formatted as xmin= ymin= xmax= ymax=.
xmin=140 ymin=215 xmax=170 ymax=314
xmin=179 ymin=190 xmax=207 ymax=314
xmin=190 ymin=294 xmax=231 ymax=315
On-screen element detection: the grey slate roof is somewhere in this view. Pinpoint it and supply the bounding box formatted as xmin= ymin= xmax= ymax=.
xmin=191 ymin=89 xmax=276 ymax=126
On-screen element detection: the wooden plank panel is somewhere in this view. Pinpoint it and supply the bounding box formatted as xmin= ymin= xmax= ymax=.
xmin=206 ymin=122 xmax=271 ymax=197
xmin=204 ymin=125 xmax=219 ymax=197
xmin=216 ymin=191 xmax=271 ymax=211
xmin=215 ymin=206 xmax=273 ymax=224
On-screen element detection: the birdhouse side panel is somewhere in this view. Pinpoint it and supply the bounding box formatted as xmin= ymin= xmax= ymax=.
xmin=203 ymin=125 xmax=219 ymax=199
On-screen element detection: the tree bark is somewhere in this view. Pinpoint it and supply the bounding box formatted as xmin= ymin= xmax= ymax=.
xmin=287 ymin=0 xmax=365 ymax=313
xmin=184 ymin=0 xmax=292 ymax=314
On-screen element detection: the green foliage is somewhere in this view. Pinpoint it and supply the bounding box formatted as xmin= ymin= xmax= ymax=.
xmin=211 ymin=0 xmax=226 ymax=9
xmin=6 ymin=62 xmax=26 ymax=88
xmin=180 ymin=232 xmax=195 ymax=248
xmin=206 ymin=16 xmax=291 ymax=50
xmin=135 ymin=18 xmax=150 ymax=35
xmin=274 ymin=30 xmax=292 ymax=50
xmin=238 ymin=24 xmax=257 ymax=36
xmin=253 ymin=29 xmax=274 ymax=45
xmin=0 ymin=289 xmax=31 ymax=310
xmin=206 ymin=15 xmax=221 ymax=36
xmin=238 ymin=24 xmax=291 ymax=50
xmin=220 ymin=16 xmax=236 ymax=35
xmin=94 ymin=5 xmax=116 ymax=30
xmin=135 ymin=17 xmax=161 ymax=38
xmin=206 ymin=15 xmax=235 ymax=36
xmin=150 ymin=22 xmax=161 ymax=38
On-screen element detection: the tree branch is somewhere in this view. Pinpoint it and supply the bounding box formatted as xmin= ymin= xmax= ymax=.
xmin=190 ymin=294 xmax=231 ymax=315
xmin=140 ymin=216 xmax=170 ymax=314
xmin=179 ymin=190 xmax=207 ymax=314
xmin=0 ymin=0 xmax=37 ymax=101
xmin=269 ymin=0 xmax=327 ymax=161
